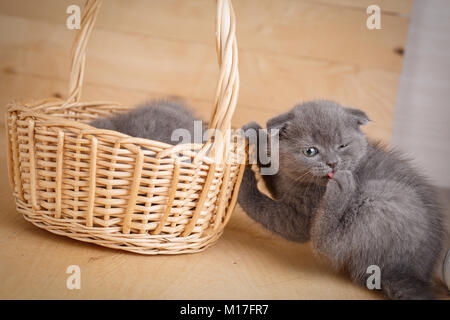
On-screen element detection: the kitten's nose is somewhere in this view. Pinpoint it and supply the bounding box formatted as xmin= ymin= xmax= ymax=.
xmin=327 ymin=161 xmax=337 ymax=169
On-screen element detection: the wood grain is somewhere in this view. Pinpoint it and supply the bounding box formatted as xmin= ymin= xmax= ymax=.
xmin=308 ymin=0 xmax=412 ymax=15
xmin=0 ymin=0 xmax=409 ymax=71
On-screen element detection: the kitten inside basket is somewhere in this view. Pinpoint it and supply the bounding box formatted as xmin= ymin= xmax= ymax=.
xmin=89 ymin=99 xmax=206 ymax=145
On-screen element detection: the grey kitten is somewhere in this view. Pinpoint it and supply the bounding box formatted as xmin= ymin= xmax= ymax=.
xmin=238 ymin=100 xmax=445 ymax=300
xmin=89 ymin=100 xmax=204 ymax=144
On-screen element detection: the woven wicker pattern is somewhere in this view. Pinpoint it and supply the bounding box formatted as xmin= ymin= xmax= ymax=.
xmin=5 ymin=0 xmax=245 ymax=254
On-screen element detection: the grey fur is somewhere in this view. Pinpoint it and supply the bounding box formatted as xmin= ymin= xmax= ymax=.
xmin=238 ymin=100 xmax=445 ymax=300
xmin=89 ymin=100 xmax=205 ymax=145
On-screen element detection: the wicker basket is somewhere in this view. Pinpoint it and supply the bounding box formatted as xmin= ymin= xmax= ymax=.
xmin=5 ymin=0 xmax=246 ymax=255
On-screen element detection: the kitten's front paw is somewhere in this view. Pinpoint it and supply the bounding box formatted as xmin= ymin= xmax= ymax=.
xmin=332 ymin=170 xmax=356 ymax=192
xmin=238 ymin=167 xmax=259 ymax=206
xmin=324 ymin=170 xmax=355 ymax=211
xmin=241 ymin=121 xmax=263 ymax=164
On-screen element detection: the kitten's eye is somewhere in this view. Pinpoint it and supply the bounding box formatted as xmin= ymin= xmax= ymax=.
xmin=303 ymin=147 xmax=319 ymax=157
xmin=339 ymin=143 xmax=349 ymax=149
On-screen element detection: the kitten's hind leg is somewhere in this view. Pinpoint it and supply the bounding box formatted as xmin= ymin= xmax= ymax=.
xmin=382 ymin=273 xmax=435 ymax=300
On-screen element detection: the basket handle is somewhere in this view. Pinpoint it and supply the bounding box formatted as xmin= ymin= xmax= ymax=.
xmin=67 ymin=0 xmax=239 ymax=145
xmin=207 ymin=0 xmax=239 ymax=139
xmin=67 ymin=0 xmax=102 ymax=104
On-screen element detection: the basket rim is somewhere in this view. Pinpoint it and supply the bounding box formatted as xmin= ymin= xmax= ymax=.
xmin=7 ymin=98 xmax=245 ymax=164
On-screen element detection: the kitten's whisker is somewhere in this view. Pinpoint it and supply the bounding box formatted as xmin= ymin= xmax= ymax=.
xmin=294 ymin=170 xmax=312 ymax=183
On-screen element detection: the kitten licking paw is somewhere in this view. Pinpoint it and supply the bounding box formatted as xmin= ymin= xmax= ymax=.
xmin=238 ymin=99 xmax=446 ymax=300
xmin=323 ymin=170 xmax=356 ymax=214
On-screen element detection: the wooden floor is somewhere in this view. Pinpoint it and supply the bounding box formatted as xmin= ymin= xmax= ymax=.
xmin=0 ymin=0 xmax=412 ymax=299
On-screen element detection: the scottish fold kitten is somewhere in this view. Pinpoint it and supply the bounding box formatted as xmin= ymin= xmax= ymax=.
xmin=90 ymin=100 xmax=204 ymax=144
xmin=238 ymin=100 xmax=445 ymax=300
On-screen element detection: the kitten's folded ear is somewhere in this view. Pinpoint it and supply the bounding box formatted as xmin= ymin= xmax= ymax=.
xmin=267 ymin=111 xmax=293 ymax=136
xmin=344 ymin=107 xmax=370 ymax=126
